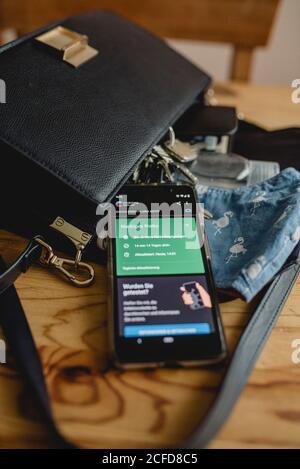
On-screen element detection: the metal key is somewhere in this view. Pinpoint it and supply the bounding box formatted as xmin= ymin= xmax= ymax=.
xmin=132 ymin=148 xmax=212 ymax=219
xmin=157 ymin=157 xmax=175 ymax=182
xmin=163 ymin=127 xmax=200 ymax=163
xmin=153 ymin=145 xmax=198 ymax=185
xmin=150 ymin=148 xmax=174 ymax=182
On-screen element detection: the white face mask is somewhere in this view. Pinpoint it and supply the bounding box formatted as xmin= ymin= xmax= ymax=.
xmin=197 ymin=168 xmax=300 ymax=302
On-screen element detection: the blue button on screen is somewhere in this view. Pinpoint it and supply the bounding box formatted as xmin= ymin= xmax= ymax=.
xmin=124 ymin=323 xmax=211 ymax=338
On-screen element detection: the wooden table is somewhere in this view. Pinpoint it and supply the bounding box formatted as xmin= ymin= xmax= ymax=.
xmin=0 ymin=82 xmax=300 ymax=449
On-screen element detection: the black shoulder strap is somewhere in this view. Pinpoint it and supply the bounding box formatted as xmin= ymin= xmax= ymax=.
xmin=0 ymin=254 xmax=299 ymax=448
xmin=0 ymin=255 xmax=72 ymax=447
xmin=183 ymin=259 xmax=300 ymax=448
xmin=0 ymin=256 xmax=52 ymax=418
xmin=0 ymin=240 xmax=41 ymax=295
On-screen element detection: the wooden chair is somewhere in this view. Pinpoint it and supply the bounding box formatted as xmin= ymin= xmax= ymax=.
xmin=0 ymin=0 xmax=280 ymax=81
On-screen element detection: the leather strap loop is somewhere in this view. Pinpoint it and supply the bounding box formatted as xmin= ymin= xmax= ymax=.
xmin=0 ymin=240 xmax=42 ymax=295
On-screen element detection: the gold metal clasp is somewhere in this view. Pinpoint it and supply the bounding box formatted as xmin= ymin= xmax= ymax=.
xmin=35 ymin=237 xmax=95 ymax=287
xmin=35 ymin=26 xmax=99 ymax=68
xmin=50 ymin=217 xmax=92 ymax=268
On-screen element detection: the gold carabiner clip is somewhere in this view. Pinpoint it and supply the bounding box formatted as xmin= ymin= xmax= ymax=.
xmin=34 ymin=237 xmax=94 ymax=287
xmin=50 ymin=256 xmax=95 ymax=287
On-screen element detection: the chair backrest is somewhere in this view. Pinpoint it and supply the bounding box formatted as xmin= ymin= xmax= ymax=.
xmin=0 ymin=0 xmax=280 ymax=81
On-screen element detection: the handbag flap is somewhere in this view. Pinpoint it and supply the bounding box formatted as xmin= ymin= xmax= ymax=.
xmin=0 ymin=10 xmax=210 ymax=205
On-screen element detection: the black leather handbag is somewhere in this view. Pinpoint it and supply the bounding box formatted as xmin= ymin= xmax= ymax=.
xmin=0 ymin=10 xmax=210 ymax=280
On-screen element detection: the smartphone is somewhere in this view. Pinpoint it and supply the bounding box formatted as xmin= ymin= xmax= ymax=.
xmin=107 ymin=184 xmax=227 ymax=368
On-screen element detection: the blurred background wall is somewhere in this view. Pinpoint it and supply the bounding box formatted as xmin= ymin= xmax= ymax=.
xmin=169 ymin=0 xmax=300 ymax=84
xmin=0 ymin=0 xmax=299 ymax=84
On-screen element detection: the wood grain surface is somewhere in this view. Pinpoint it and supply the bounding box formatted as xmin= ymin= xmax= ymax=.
xmin=0 ymin=82 xmax=300 ymax=448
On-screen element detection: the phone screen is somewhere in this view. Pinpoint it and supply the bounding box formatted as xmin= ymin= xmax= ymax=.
xmin=109 ymin=184 xmax=226 ymax=366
